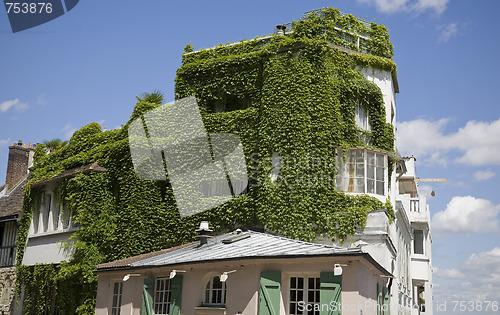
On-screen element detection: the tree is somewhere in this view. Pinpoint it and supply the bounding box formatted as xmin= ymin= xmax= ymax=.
xmin=42 ymin=138 xmax=67 ymax=152
xmin=136 ymin=90 xmax=164 ymax=105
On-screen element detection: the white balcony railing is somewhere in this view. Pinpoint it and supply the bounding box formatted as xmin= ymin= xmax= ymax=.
xmin=410 ymin=198 xmax=420 ymax=212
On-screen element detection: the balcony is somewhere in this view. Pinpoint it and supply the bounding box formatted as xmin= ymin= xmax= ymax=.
xmin=398 ymin=194 xmax=429 ymax=224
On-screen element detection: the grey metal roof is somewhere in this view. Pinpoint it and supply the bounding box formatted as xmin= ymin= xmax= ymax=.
xmin=98 ymin=230 xmax=364 ymax=271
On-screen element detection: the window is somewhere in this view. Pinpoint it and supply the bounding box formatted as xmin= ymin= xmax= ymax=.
xmin=289 ymin=276 xmax=320 ymax=315
xmin=154 ymin=278 xmax=172 ymax=315
xmin=30 ymin=190 xmax=73 ymax=235
xmin=42 ymin=193 xmax=51 ymax=232
xmin=204 ymin=276 xmax=226 ymax=306
xmin=210 ymin=95 xmax=253 ymax=113
xmin=336 ymin=148 xmax=387 ymax=195
xmin=355 ymin=105 xmax=371 ymax=131
xmin=111 ymin=282 xmax=123 ymax=315
xmin=0 ymin=221 xmax=17 ymax=267
xmin=414 ymin=229 xmax=424 ymax=254
xmin=52 ymin=196 xmax=61 ymax=230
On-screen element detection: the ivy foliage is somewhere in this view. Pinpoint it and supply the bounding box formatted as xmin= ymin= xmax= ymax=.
xmin=17 ymin=7 xmax=396 ymax=314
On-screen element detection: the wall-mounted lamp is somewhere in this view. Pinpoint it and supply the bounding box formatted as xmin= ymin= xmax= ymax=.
xmin=334 ymin=264 xmax=343 ymax=276
xmin=122 ymin=273 xmax=140 ymax=282
xmin=169 ymin=270 xmax=186 ymax=279
xmin=220 ymin=270 xmax=237 ymax=282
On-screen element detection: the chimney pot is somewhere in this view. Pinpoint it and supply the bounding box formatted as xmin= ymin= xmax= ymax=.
xmin=195 ymin=221 xmax=213 ymax=246
xmin=275 ymin=24 xmax=286 ymax=36
xmin=18 ymin=140 xmax=22 ymax=146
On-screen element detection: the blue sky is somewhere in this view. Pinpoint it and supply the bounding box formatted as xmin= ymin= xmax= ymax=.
xmin=1 ymin=0 xmax=500 ymax=312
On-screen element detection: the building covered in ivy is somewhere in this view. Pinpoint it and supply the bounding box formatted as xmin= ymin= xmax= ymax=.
xmin=15 ymin=7 xmax=433 ymax=315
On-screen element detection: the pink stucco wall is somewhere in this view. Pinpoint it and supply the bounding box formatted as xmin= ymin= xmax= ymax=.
xmin=95 ymin=256 xmax=388 ymax=315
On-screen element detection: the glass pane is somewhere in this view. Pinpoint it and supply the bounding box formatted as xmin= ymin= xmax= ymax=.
xmin=355 ymin=150 xmax=364 ymax=163
xmin=291 ymin=277 xmax=296 ymax=289
xmin=308 ymin=278 xmax=314 ymax=290
xmin=308 ymin=290 xmax=314 ymax=303
xmin=298 ymin=277 xmax=304 ymax=289
xmin=291 ymin=290 xmax=296 ymax=301
xmin=367 ymin=151 xmax=375 ymax=166
xmin=376 ymin=181 xmax=384 ymax=195
xmin=355 ymin=164 xmax=364 ymax=177
xmin=376 ymin=167 xmax=384 ymax=181
xmin=297 ymin=290 xmax=303 ymax=301
xmin=367 ymin=179 xmax=374 ymax=194
xmin=213 ymin=277 xmax=222 ymax=289
xmin=349 ymin=150 xmax=356 ymax=163
xmin=290 ymin=303 xmax=296 ymax=314
xmin=355 ymin=178 xmax=365 ymax=193
xmin=377 ymin=154 xmax=385 ymax=167
xmin=315 ymin=278 xmax=320 ymax=289
xmin=367 ymin=164 xmax=374 ymax=180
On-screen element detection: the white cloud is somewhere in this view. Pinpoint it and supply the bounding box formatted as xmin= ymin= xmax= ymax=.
xmin=434 ymin=248 xmax=500 ymax=304
xmin=431 ymin=196 xmax=500 ymax=235
xmin=397 ymin=118 xmax=500 ymax=166
xmin=357 ymin=0 xmax=409 ymax=14
xmin=0 ymin=99 xmax=29 ymax=113
xmin=438 ymin=22 xmax=458 ymax=43
xmin=357 ymin=0 xmax=448 ymax=14
xmin=434 ymin=267 xmax=465 ymax=279
xmin=474 ymin=170 xmax=495 ymax=181
xmin=412 ymin=0 xmax=448 ymax=15
xmin=37 ymin=93 xmax=48 ymax=106
xmin=61 ymin=123 xmax=77 ymax=140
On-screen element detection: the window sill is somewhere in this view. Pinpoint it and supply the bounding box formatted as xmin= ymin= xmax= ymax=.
xmin=195 ymin=306 xmax=226 ymax=315
xmin=344 ymin=192 xmax=387 ymax=203
xmin=28 ymin=226 xmax=77 ymax=239
xmin=411 ymin=254 xmax=429 ymax=262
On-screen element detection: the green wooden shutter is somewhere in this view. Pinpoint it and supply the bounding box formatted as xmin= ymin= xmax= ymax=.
xmin=319 ymin=272 xmax=342 ymax=315
xmin=142 ymin=278 xmax=155 ymax=315
xmin=383 ymin=286 xmax=390 ymax=315
xmin=258 ymin=271 xmax=281 ymax=315
xmin=170 ymin=275 xmax=183 ymax=315
xmin=377 ymin=283 xmax=382 ymax=315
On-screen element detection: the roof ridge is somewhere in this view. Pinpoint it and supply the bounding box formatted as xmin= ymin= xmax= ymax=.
xmin=246 ymin=230 xmax=343 ymax=249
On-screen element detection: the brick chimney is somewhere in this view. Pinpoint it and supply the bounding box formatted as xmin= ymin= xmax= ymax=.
xmin=5 ymin=140 xmax=34 ymax=192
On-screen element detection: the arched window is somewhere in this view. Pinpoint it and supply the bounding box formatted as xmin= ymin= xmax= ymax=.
xmin=204 ymin=276 xmax=226 ymax=305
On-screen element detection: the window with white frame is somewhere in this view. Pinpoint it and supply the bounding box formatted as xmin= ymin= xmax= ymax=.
xmin=30 ymin=189 xmax=74 ymax=235
xmin=355 ymin=105 xmax=371 ymax=131
xmin=42 ymin=193 xmax=51 ymax=232
xmin=289 ymin=276 xmax=320 ymax=315
xmin=154 ymin=277 xmax=172 ymax=315
xmin=204 ymin=276 xmax=226 ymax=306
xmin=336 ymin=148 xmax=387 ymax=196
xmin=111 ymin=282 xmax=123 ymax=315
xmin=414 ymin=229 xmax=424 ymax=255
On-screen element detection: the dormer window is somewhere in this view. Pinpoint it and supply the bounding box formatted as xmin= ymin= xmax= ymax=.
xmin=336 ymin=148 xmax=387 ymax=196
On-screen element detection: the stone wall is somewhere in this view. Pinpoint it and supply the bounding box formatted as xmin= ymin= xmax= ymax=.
xmin=0 ymin=267 xmax=16 ymax=315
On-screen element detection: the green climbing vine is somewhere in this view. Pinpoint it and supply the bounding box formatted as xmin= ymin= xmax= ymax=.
xmin=16 ymin=7 xmax=396 ymax=314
